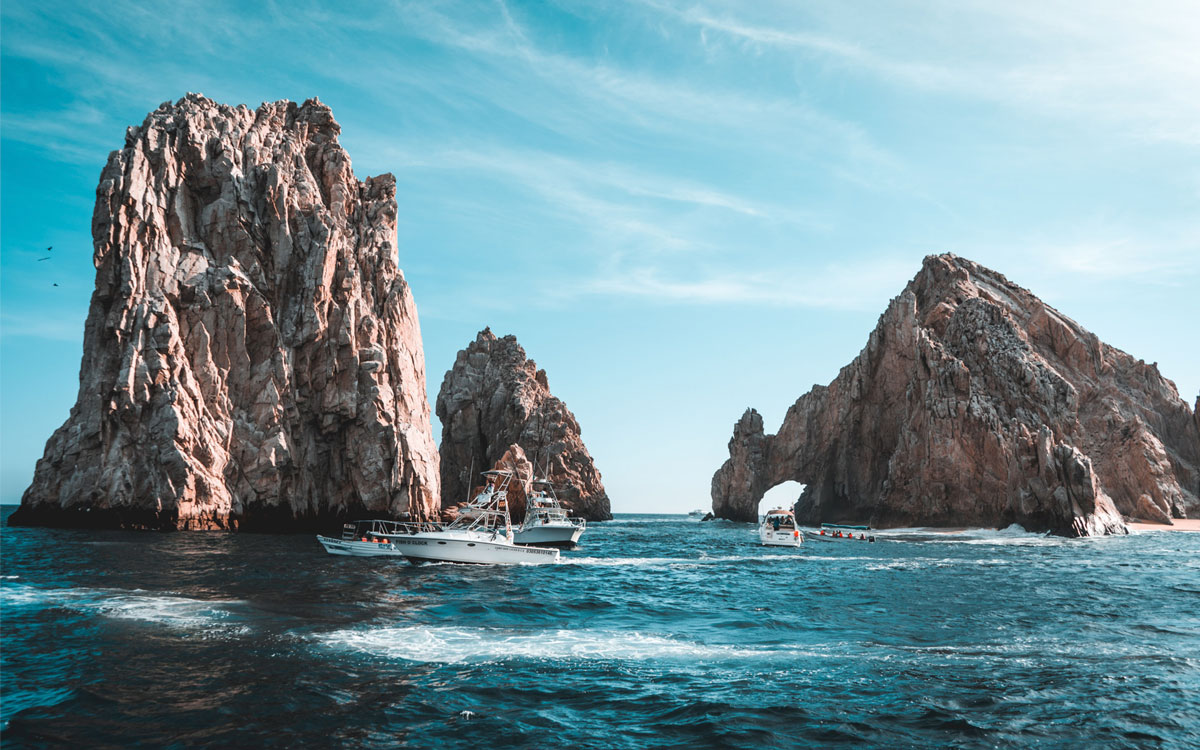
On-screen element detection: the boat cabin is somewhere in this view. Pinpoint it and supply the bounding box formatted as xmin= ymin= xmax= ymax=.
xmin=762 ymin=509 xmax=796 ymax=531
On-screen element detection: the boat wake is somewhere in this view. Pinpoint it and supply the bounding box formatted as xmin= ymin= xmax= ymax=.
xmin=316 ymin=624 xmax=811 ymax=664
xmin=561 ymin=553 xmax=809 ymax=567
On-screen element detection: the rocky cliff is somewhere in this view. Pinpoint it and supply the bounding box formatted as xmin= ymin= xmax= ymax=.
xmin=436 ymin=329 xmax=611 ymax=521
xmin=11 ymin=94 xmax=440 ymax=530
xmin=712 ymin=254 xmax=1199 ymax=536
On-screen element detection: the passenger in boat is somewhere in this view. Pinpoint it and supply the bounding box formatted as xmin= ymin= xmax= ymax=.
xmin=772 ymin=517 xmax=781 ymax=531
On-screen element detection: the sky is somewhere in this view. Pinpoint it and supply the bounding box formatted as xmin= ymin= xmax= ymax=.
xmin=2 ymin=0 xmax=1198 ymax=513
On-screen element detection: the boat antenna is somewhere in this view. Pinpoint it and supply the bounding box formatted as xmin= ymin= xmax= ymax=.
xmin=465 ymin=455 xmax=474 ymax=503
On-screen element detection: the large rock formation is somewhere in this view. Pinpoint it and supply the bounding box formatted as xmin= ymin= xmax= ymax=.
xmin=712 ymin=254 xmax=1199 ymax=536
xmin=11 ymin=94 xmax=440 ymax=530
xmin=436 ymin=329 xmax=611 ymax=521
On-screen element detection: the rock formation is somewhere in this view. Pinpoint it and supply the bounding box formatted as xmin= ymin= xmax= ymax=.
xmin=712 ymin=254 xmax=1200 ymax=536
xmin=436 ymin=329 xmax=611 ymax=521
xmin=11 ymin=94 xmax=439 ymax=530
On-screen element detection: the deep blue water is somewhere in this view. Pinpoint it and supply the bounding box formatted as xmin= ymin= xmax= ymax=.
xmin=2 ymin=508 xmax=1199 ymax=749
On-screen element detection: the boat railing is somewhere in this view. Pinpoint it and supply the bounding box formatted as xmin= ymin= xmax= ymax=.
xmin=341 ymin=520 xmax=443 ymax=540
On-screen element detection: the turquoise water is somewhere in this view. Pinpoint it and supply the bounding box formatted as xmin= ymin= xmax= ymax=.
xmin=3 ymin=509 xmax=1199 ymax=748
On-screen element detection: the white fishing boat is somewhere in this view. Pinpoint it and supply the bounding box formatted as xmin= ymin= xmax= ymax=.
xmin=759 ymin=507 xmax=802 ymax=547
xmin=688 ymin=509 xmax=706 ymax=517
xmin=316 ymin=518 xmax=440 ymax=557
xmin=389 ymin=470 xmax=560 ymax=565
xmin=512 ymin=478 xmax=585 ymax=546
xmin=802 ymin=523 xmax=876 ymax=542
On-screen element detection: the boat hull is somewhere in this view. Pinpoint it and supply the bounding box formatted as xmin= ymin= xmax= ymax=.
xmin=512 ymin=524 xmax=584 ymax=546
xmin=759 ymin=528 xmax=802 ymax=547
xmin=316 ymin=535 xmax=404 ymax=557
xmin=802 ymin=530 xmax=874 ymax=542
xmin=389 ymin=532 xmax=560 ymax=565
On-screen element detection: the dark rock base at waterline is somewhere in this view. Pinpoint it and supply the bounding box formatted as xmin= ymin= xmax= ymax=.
xmin=5 ymin=502 xmax=419 ymax=534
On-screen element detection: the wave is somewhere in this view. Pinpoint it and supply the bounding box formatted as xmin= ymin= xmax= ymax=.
xmin=317 ymin=625 xmax=813 ymax=664
xmin=561 ymin=553 xmax=811 ymax=567
xmin=1 ymin=583 xmax=248 ymax=636
xmin=876 ymin=524 xmax=1060 ymax=546
xmin=601 ymin=517 xmax=701 ymax=525
xmin=864 ymin=558 xmax=1012 ymax=571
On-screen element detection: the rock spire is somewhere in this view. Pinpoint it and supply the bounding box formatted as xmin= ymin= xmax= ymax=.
xmin=436 ymin=329 xmax=611 ymax=521
xmin=12 ymin=94 xmax=439 ymax=530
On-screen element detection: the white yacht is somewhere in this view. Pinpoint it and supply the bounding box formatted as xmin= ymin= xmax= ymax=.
xmin=388 ymin=470 xmax=560 ymax=565
xmin=688 ymin=509 xmax=706 ymax=518
xmin=512 ymin=479 xmax=586 ymax=546
xmin=759 ymin=507 xmax=802 ymax=547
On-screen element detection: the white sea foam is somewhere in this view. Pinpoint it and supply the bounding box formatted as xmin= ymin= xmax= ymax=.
xmin=876 ymin=524 xmax=1060 ymax=546
xmin=604 ymin=517 xmax=695 ymax=525
xmin=561 ymin=553 xmax=809 ymax=567
xmin=318 ymin=625 xmax=809 ymax=664
xmin=864 ymin=557 xmax=1012 ymax=571
xmin=0 ymin=583 xmax=247 ymax=635
xmin=94 ymin=593 xmax=247 ymax=633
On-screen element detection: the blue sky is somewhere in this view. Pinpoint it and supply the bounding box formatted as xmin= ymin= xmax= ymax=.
xmin=2 ymin=0 xmax=1198 ymax=512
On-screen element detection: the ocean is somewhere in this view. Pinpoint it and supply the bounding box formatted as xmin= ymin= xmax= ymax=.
xmin=2 ymin=509 xmax=1198 ymax=749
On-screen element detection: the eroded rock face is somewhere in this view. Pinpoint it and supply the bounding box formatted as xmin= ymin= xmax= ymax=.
xmin=437 ymin=329 xmax=611 ymax=521
xmin=11 ymin=94 xmax=439 ymax=530
xmin=712 ymin=254 xmax=1199 ymax=536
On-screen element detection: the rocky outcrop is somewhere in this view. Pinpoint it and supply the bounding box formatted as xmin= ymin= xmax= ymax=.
xmin=712 ymin=254 xmax=1200 ymax=536
xmin=11 ymin=94 xmax=439 ymax=530
xmin=436 ymin=329 xmax=611 ymax=521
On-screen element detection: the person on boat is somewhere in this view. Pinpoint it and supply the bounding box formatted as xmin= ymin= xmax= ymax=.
xmin=772 ymin=517 xmax=781 ymax=531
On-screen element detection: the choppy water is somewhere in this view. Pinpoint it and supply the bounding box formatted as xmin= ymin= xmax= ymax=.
xmin=3 ymin=508 xmax=1199 ymax=749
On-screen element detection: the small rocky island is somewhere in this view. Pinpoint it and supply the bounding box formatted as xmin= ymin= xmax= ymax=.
xmin=11 ymin=95 xmax=441 ymax=530
xmin=437 ymin=329 xmax=612 ymax=521
xmin=712 ymin=254 xmax=1200 ymax=536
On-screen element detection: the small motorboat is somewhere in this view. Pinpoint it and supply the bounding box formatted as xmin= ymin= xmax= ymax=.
xmin=688 ymin=509 xmax=706 ymax=517
xmin=316 ymin=519 xmax=441 ymax=557
xmin=389 ymin=470 xmax=560 ymax=565
xmin=512 ymin=479 xmax=586 ymax=546
xmin=759 ymin=507 xmax=802 ymax=547
xmin=802 ymin=523 xmax=876 ymax=542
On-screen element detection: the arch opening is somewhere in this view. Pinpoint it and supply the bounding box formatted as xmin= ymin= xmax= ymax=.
xmin=758 ymin=481 xmax=805 ymax=520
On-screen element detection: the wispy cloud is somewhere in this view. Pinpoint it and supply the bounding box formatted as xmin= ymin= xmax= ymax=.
xmin=575 ymin=257 xmax=917 ymax=310
xmin=643 ymin=0 xmax=1200 ymax=144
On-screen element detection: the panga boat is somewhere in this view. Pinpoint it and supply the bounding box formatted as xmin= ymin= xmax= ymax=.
xmin=759 ymin=508 xmax=802 ymax=547
xmin=803 ymin=523 xmax=876 ymax=543
xmin=511 ymin=478 xmax=586 ymax=546
xmin=317 ymin=519 xmax=439 ymax=557
xmin=389 ymin=470 xmax=560 ymax=565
